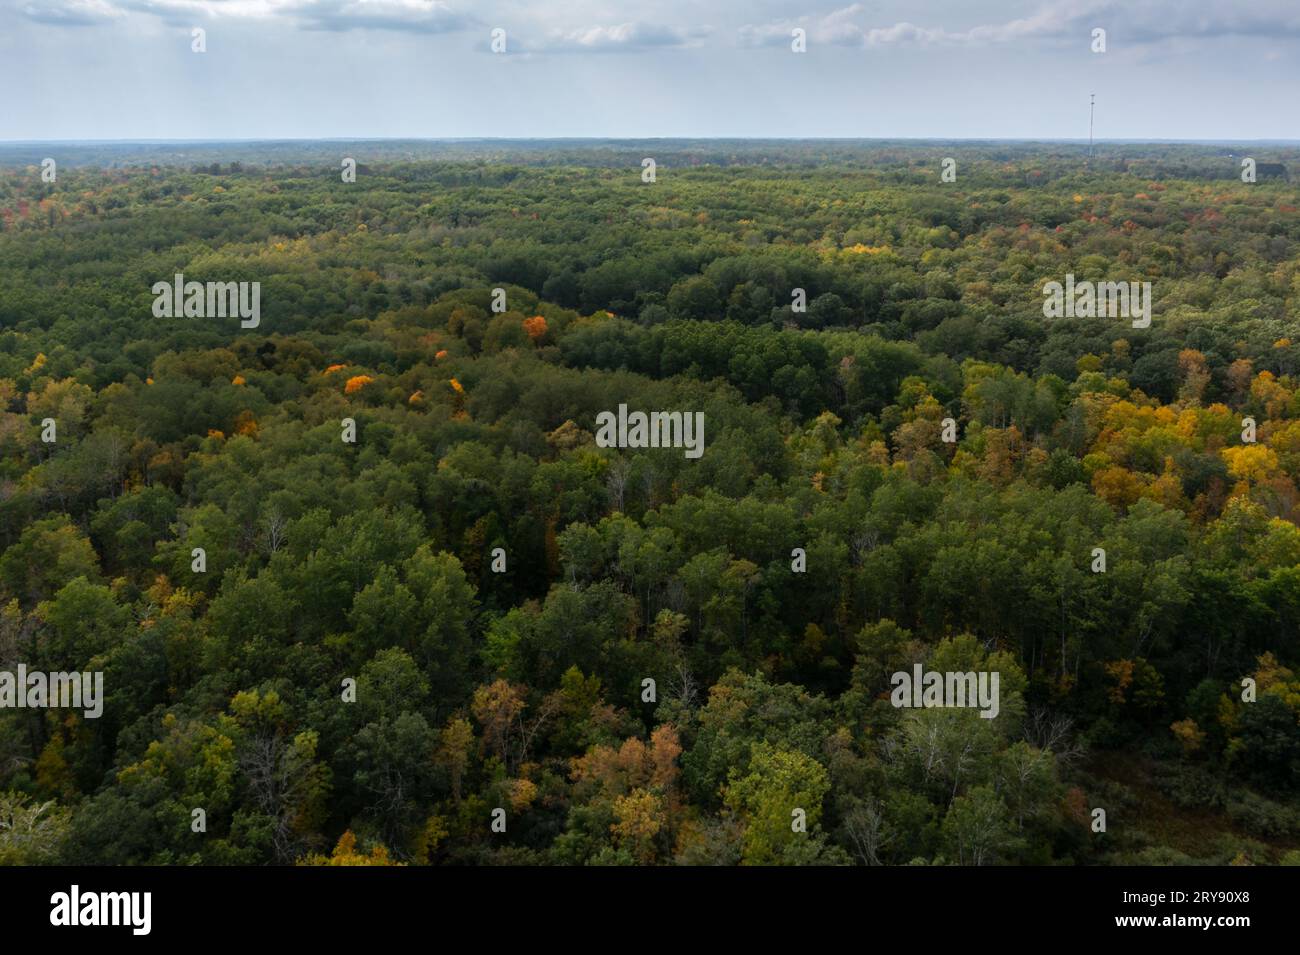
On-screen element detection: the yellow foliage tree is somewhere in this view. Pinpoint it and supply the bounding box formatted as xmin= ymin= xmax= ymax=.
xmin=1221 ymin=444 xmax=1280 ymax=485
xmin=298 ymin=830 xmax=404 ymax=866
xmin=610 ymin=789 xmax=663 ymax=863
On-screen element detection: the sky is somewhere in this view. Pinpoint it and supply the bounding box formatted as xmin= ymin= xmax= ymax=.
xmin=2 ymin=0 xmax=1298 ymax=141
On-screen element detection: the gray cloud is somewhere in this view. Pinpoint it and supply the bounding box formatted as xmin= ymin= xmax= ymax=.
xmin=739 ymin=1 xmax=1111 ymax=49
xmin=739 ymin=3 xmax=873 ymax=48
xmin=20 ymin=0 xmax=126 ymax=25
xmin=530 ymin=21 xmax=711 ymax=54
xmin=299 ymin=0 xmax=476 ymax=34
xmin=20 ymin=0 xmax=477 ymax=32
xmin=739 ymin=0 xmax=1300 ymax=50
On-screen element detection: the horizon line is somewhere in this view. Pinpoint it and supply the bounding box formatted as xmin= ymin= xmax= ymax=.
xmin=3 ymin=136 xmax=1300 ymax=147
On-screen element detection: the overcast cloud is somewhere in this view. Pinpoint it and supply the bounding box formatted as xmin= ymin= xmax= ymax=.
xmin=3 ymin=0 xmax=1297 ymax=139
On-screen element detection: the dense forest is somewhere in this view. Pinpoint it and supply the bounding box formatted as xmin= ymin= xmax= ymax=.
xmin=1 ymin=140 xmax=1298 ymax=866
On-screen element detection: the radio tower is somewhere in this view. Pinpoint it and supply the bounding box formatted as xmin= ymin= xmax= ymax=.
xmin=1088 ymin=94 xmax=1095 ymax=167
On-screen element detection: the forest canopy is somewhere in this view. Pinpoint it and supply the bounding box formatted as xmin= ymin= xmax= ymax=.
xmin=0 ymin=140 xmax=1298 ymax=866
